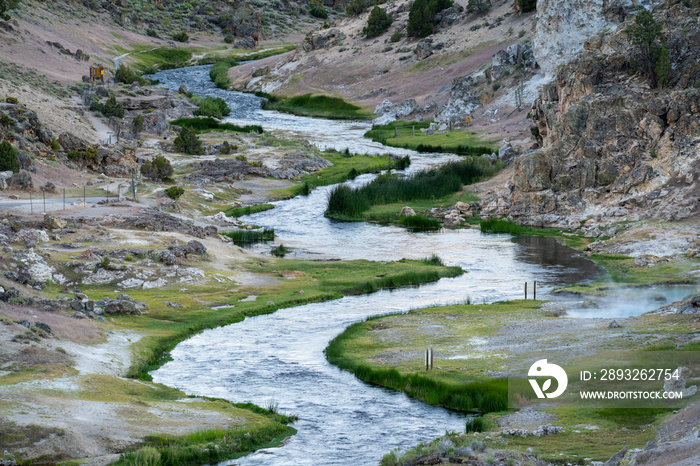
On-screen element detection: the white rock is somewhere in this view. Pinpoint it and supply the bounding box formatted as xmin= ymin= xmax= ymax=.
xmin=142 ymin=278 xmax=168 ymax=289
xmin=119 ymin=278 xmax=145 ymax=289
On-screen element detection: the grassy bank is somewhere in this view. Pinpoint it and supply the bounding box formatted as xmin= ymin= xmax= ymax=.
xmin=325 ymin=158 xmax=502 ymax=221
xmin=225 ymin=204 xmax=275 ymax=217
xmin=267 ymin=151 xmax=410 ymax=199
xmin=258 ymin=92 xmax=372 ymax=120
xmin=206 ymin=45 xmax=297 ymax=90
xmin=170 ymin=117 xmax=263 ymax=134
xmin=329 ymin=300 xmax=684 ymax=462
xmin=68 ymin=257 xmax=464 ymax=381
xmin=365 ymin=121 xmax=495 ymax=155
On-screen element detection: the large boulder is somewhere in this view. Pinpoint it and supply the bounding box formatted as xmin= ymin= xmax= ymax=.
xmin=373 ymin=99 xmax=420 ymax=126
xmin=44 ymin=214 xmax=67 ymax=230
xmin=414 ymin=39 xmax=433 ymax=60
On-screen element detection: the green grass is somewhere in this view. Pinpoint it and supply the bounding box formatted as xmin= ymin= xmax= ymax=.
xmin=325 ymin=158 xmax=502 ymax=220
xmin=170 ymin=117 xmax=263 ymax=134
xmin=261 ymin=93 xmax=372 ymax=120
xmin=225 ymin=204 xmax=275 ymax=218
xmin=365 ymin=121 xmax=496 ymax=155
xmin=223 ymin=228 xmax=275 ymax=246
xmin=271 ymin=244 xmax=291 ymax=257
xmin=396 ymin=215 xmax=441 ymax=230
xmin=129 ymin=46 xmax=198 ymax=72
xmin=268 ymin=151 xmax=409 ymax=199
xmin=209 ymin=58 xmax=238 ymax=89
xmin=206 ymin=45 xmax=297 ymax=89
xmin=114 ymin=423 xmax=296 ymax=466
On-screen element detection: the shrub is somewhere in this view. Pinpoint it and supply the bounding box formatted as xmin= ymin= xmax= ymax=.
xmin=173 ymin=127 xmax=204 ymax=155
xmin=0 ymin=0 xmax=19 ymax=21
xmin=224 ymin=35 xmax=234 ymax=44
xmin=173 ymin=31 xmax=189 ymax=42
xmin=5 ymin=96 xmax=18 ymax=104
xmin=465 ymin=416 xmax=484 ymax=433
xmin=271 ymin=244 xmax=290 ymax=257
xmin=94 ymin=94 xmax=124 ymax=118
xmin=397 ymin=214 xmax=441 ymax=230
xmin=146 ymin=28 xmax=159 ymax=38
xmin=345 ymin=0 xmax=367 ymax=16
xmin=115 ymin=65 xmax=146 ymax=85
xmin=467 ymin=0 xmax=491 ymax=13
xmin=140 ymin=155 xmax=174 ymax=181
xmin=309 ymin=5 xmax=328 ymax=18
xmin=224 ymin=228 xmax=275 ymax=246
xmin=132 ymin=114 xmax=145 ymax=135
xmin=517 ymin=0 xmax=536 ymax=12
xmin=390 ymin=30 xmax=402 ymax=42
xmin=165 ymin=186 xmax=185 ymax=200
xmin=51 ymin=137 xmax=60 ymax=152
xmin=0 ymin=140 xmax=20 ymax=173
xmin=193 ymin=96 xmax=231 ymax=118
xmin=363 ymin=7 xmax=392 ymax=38
xmin=408 ymin=0 xmax=453 ymax=37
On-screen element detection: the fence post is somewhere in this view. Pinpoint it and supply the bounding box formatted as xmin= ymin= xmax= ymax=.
xmin=430 ymin=347 xmax=433 ymax=370
xmin=412 ymin=126 xmax=415 ymax=136
xmin=83 ymin=186 xmax=86 ymax=206
xmin=534 ymin=281 xmax=537 ymax=300
xmin=63 ymin=188 xmax=66 ymax=210
xmin=132 ymin=175 xmax=136 ymax=200
xmin=42 ymin=190 xmax=46 ymax=213
xmin=394 ymin=127 xmax=398 ymax=138
xmin=30 ymin=192 xmax=33 ymax=214
xmin=524 ymin=282 xmax=527 ymax=300
xmin=425 ymin=349 xmax=429 ymax=371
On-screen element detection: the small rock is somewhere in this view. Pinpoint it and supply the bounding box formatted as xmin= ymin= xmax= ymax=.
xmin=608 ymin=320 xmax=622 ymax=328
xmin=44 ymin=214 xmax=67 ymax=230
xmin=398 ymin=206 xmax=416 ymax=217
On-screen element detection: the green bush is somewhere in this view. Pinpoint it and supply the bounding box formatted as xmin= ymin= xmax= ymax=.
xmin=390 ymin=30 xmax=402 ymax=42
xmin=467 ymin=0 xmax=491 ymax=12
xmin=5 ymin=96 xmax=18 ymax=104
xmin=363 ymin=6 xmax=392 ymax=38
xmin=309 ymin=5 xmax=328 ymax=18
xmin=0 ymin=140 xmax=20 ymax=173
xmin=141 ymin=155 xmax=174 ymax=181
xmin=518 ymin=0 xmax=536 ymax=13
xmin=465 ymin=416 xmax=485 ymax=433
xmin=132 ymin=114 xmax=145 ymax=135
xmin=173 ymin=31 xmax=189 ymax=42
xmin=51 ymin=137 xmax=60 ymax=152
xmin=224 ymin=35 xmax=234 ymax=44
xmin=193 ymin=96 xmax=231 ymax=118
xmin=408 ymin=0 xmax=453 ymax=37
xmin=0 ymin=0 xmax=19 ymax=21
xmin=165 ymin=186 xmax=185 ymax=200
xmin=90 ymin=94 xmax=125 ymax=118
xmin=345 ymin=0 xmax=368 ymax=16
xmin=173 ymin=127 xmax=204 ymax=155
xmin=146 ymin=28 xmax=159 ymax=38
xmin=115 ymin=65 xmax=146 ymax=85
xmin=209 ymin=58 xmax=238 ymax=90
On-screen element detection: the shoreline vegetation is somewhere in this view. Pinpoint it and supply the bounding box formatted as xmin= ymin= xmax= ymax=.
xmin=365 ymin=120 xmax=496 ymax=155
xmin=268 ymin=151 xmax=411 ymax=199
xmin=325 ymin=158 xmax=503 ymax=222
xmin=255 ymin=91 xmax=373 ymax=120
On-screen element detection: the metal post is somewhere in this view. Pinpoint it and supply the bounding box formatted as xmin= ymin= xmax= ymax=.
xmin=30 ymin=192 xmax=33 ymax=214
xmin=412 ymin=126 xmax=415 ymax=136
xmin=42 ymin=190 xmax=46 ymax=213
xmin=132 ymin=175 xmax=136 ymax=200
xmin=524 ymin=282 xmax=527 ymax=300
xmin=83 ymin=186 xmax=86 ymax=206
xmin=63 ymin=188 xmax=66 ymax=210
xmin=430 ymin=347 xmax=433 ymax=370
xmin=394 ymin=127 xmax=398 ymax=137
xmin=425 ymin=349 xmax=429 ymax=371
xmin=534 ymin=281 xmax=537 ymax=300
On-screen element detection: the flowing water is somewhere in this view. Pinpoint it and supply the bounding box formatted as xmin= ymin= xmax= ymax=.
xmin=149 ymin=66 xmax=695 ymax=465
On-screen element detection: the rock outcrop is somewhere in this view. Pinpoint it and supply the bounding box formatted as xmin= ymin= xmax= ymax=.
xmin=373 ymin=99 xmax=420 ymax=126
xmin=485 ymin=2 xmax=700 ymax=228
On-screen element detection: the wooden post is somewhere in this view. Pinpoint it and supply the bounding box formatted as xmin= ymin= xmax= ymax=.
xmin=425 ymin=349 xmax=429 ymax=371
xmin=412 ymin=126 xmax=415 ymax=136
xmin=83 ymin=186 xmax=86 ymax=206
xmin=30 ymin=192 xmax=33 ymax=214
xmin=430 ymin=347 xmax=433 ymax=370
xmin=63 ymin=188 xmax=66 ymax=210
xmin=42 ymin=190 xmax=46 ymax=213
xmin=534 ymin=281 xmax=537 ymax=300
xmin=394 ymin=127 xmax=398 ymax=138
xmin=524 ymin=282 xmax=527 ymax=300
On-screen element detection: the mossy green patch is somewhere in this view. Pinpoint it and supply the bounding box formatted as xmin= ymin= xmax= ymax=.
xmin=365 ymin=121 xmax=496 ymax=155
xmin=261 ymin=93 xmax=372 ymax=120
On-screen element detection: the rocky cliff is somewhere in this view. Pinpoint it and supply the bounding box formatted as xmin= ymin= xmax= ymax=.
xmin=484 ymin=1 xmax=700 ymax=230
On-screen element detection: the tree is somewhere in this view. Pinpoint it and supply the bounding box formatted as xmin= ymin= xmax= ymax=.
xmin=173 ymin=31 xmax=189 ymax=42
xmin=132 ymin=114 xmax=145 ymax=136
xmin=165 ymin=186 xmax=185 ymax=200
xmin=102 ymin=94 xmax=125 ymax=118
xmin=140 ymin=155 xmax=174 ymax=181
xmin=0 ymin=0 xmax=20 ymax=21
xmin=345 ymin=0 xmax=367 ymax=16
xmin=518 ymin=0 xmax=536 ymax=13
xmin=363 ymin=7 xmax=392 ymax=38
xmin=0 ymin=140 xmax=19 ymax=173
xmin=407 ymin=0 xmax=453 ymax=38
xmin=173 ymin=127 xmax=203 ymax=155
xmin=626 ymin=10 xmax=669 ymax=89
xmin=467 ymin=0 xmax=491 ymax=13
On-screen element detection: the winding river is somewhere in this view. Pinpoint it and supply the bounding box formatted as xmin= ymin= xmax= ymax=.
xmin=148 ymin=66 xmax=687 ymax=464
